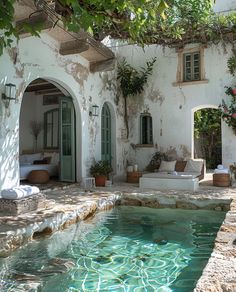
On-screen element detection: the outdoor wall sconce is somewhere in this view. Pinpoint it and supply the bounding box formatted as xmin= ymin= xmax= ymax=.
xmin=2 ymin=83 xmax=16 ymax=108
xmin=89 ymin=104 xmax=99 ymax=117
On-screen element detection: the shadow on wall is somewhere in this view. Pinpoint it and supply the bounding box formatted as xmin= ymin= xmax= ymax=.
xmin=0 ymin=124 xmax=19 ymax=190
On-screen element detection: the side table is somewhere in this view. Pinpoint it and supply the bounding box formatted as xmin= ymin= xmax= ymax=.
xmin=213 ymin=173 xmax=230 ymax=187
xmin=28 ymin=170 xmax=50 ymax=184
xmin=127 ymin=171 xmax=142 ymax=183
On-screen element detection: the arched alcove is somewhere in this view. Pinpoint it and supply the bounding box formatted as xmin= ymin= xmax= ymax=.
xmin=192 ymin=105 xmax=222 ymax=169
xmin=19 ymin=77 xmax=82 ymax=182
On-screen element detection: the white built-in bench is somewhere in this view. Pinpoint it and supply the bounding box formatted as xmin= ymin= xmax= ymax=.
xmin=139 ymin=172 xmax=199 ymax=192
xmin=139 ymin=159 xmax=204 ymax=192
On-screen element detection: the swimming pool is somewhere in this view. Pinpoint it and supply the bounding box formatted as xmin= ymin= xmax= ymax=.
xmin=0 ymin=206 xmax=225 ymax=291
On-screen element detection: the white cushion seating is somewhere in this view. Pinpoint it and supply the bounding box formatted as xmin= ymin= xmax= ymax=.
xmin=158 ymin=160 xmax=176 ymax=172
xmin=139 ymin=159 xmax=204 ymax=191
xmin=184 ymin=159 xmax=203 ymax=173
xmin=19 ymin=152 xmax=59 ymax=180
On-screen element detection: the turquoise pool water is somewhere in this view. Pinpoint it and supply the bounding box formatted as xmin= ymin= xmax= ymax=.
xmin=0 ymin=206 xmax=225 ymax=291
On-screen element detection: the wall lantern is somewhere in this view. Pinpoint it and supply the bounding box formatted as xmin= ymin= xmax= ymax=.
xmin=89 ymin=104 xmax=99 ymax=117
xmin=2 ymin=83 xmax=16 ymax=108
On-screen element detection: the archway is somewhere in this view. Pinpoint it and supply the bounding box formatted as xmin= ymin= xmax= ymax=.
xmin=192 ymin=105 xmax=222 ymax=169
xmin=19 ymin=78 xmax=81 ymax=182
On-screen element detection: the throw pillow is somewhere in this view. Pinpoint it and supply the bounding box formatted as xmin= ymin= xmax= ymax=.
xmin=175 ymin=161 xmax=187 ymax=172
xmin=159 ymin=160 xmax=176 ymax=172
xmin=33 ymin=159 xmax=48 ymax=165
xmin=43 ymin=156 xmax=51 ymax=164
xmin=184 ymin=159 xmax=203 ymax=173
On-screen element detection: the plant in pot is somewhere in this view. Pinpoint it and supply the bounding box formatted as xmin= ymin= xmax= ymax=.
xmin=90 ymin=160 xmax=113 ymax=187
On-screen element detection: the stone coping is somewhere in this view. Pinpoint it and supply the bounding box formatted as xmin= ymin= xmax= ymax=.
xmin=0 ymin=184 xmax=235 ymax=291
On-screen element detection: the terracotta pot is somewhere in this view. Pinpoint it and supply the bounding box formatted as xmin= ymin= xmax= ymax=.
xmin=232 ymin=89 xmax=236 ymax=95
xmin=95 ymin=175 xmax=107 ymax=187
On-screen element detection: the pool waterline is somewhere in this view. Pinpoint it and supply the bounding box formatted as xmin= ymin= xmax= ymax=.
xmin=0 ymin=206 xmax=226 ymax=291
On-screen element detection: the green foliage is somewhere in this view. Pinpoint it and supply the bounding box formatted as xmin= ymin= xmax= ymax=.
xmin=117 ymin=58 xmax=156 ymax=138
xmin=90 ymin=160 xmax=113 ymax=177
xmin=117 ymin=58 xmax=156 ymax=98
xmin=194 ymin=108 xmax=222 ymax=169
xmin=194 ymin=108 xmax=221 ymax=139
xmin=227 ymin=56 xmax=236 ymax=76
xmin=219 ymin=87 xmax=236 ymax=130
xmin=0 ymin=0 xmax=16 ymax=55
xmin=2 ymin=0 xmax=236 ymax=55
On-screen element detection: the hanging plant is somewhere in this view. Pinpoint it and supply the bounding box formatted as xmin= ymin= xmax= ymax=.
xmin=117 ymin=57 xmax=156 ymax=138
xmin=219 ymin=86 xmax=236 ymax=134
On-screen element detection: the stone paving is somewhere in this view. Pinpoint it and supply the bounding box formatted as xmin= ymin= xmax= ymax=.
xmin=0 ymin=176 xmax=236 ymax=291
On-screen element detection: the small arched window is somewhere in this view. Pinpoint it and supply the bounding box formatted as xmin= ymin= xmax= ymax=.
xmin=140 ymin=113 xmax=153 ymax=144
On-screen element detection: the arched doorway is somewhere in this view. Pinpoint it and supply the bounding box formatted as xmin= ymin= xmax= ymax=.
xmin=101 ymin=103 xmax=112 ymax=163
xmin=193 ymin=107 xmax=222 ymax=169
xmin=19 ymin=78 xmax=77 ymax=182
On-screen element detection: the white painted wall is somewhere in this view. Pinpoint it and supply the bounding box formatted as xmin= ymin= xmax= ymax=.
xmin=0 ymin=33 xmax=121 ymax=190
xmin=112 ymin=42 xmax=236 ymax=171
xmin=214 ymin=0 xmax=236 ymax=13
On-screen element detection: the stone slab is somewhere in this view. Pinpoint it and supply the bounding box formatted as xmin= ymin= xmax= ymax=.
xmin=0 ymin=193 xmax=46 ymax=216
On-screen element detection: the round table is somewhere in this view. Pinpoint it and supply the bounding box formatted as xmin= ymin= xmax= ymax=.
xmin=213 ymin=173 xmax=230 ymax=187
xmin=27 ymin=170 xmax=50 ymax=184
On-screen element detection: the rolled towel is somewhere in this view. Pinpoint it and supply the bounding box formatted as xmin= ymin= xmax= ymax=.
xmin=1 ymin=185 xmax=40 ymax=200
xmin=217 ymin=164 xmax=224 ymax=170
xmin=214 ymin=168 xmax=229 ymax=174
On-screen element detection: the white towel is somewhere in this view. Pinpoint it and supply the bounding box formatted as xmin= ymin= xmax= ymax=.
xmin=214 ymin=168 xmax=229 ymax=174
xmin=217 ymin=164 xmax=224 ymax=170
xmin=1 ymin=185 xmax=40 ymax=200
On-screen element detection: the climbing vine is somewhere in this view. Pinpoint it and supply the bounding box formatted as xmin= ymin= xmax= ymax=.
xmin=2 ymin=1 xmax=236 ymax=55
xmin=117 ymin=58 xmax=156 ymax=138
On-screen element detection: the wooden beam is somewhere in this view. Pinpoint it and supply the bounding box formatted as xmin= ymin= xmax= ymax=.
xmin=16 ymin=12 xmax=53 ymax=36
xmin=59 ymin=40 xmax=89 ymax=55
xmin=90 ymin=58 xmax=115 ymax=73
xmin=34 ymin=88 xmax=61 ymax=95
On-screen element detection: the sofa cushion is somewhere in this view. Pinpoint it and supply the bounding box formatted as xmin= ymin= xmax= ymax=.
xmin=184 ymin=159 xmax=203 ymax=173
xmin=20 ymin=153 xmax=43 ymax=165
xmin=43 ymin=152 xmax=59 ymax=165
xmin=33 ymin=157 xmax=51 ymax=165
xmin=159 ymin=160 xmax=176 ymax=172
xmin=175 ymin=161 xmax=187 ymax=172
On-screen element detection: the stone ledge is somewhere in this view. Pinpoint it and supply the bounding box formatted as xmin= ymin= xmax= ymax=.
xmin=0 ymin=193 xmax=46 ymax=216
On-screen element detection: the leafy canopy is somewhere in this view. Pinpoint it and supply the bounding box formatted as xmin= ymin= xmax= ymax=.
xmin=1 ymin=0 xmax=236 ymax=55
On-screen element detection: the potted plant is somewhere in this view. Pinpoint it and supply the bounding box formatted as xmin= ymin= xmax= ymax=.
xmin=90 ymin=160 xmax=113 ymax=186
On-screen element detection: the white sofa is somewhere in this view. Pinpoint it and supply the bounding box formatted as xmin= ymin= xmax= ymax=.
xmin=139 ymin=159 xmax=204 ymax=191
xmin=20 ymin=152 xmax=59 ymax=180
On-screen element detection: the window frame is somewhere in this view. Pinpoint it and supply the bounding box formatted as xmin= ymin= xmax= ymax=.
xmin=140 ymin=113 xmax=153 ymax=145
xmin=44 ymin=108 xmax=59 ymax=149
xmin=173 ymin=46 xmax=208 ymax=86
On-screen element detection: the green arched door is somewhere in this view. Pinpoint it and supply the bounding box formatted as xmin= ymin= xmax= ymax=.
xmin=101 ymin=103 xmax=111 ymax=163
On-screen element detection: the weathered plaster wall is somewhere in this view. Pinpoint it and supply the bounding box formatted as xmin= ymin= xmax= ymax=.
xmin=112 ymin=42 xmax=236 ymax=171
xmin=19 ymin=92 xmax=59 ymax=152
xmin=0 ymin=33 xmax=122 ymax=190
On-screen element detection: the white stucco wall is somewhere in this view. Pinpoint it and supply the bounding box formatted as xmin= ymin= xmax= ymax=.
xmin=0 ymin=33 xmax=122 ymax=190
xmin=111 ymin=42 xmax=236 ymax=171
xmin=214 ymin=0 xmax=236 ymax=13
